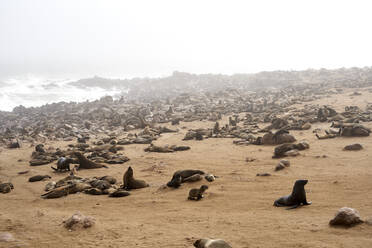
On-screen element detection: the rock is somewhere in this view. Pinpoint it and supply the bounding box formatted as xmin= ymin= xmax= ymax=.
xmin=63 ymin=212 xmax=95 ymax=230
xmin=343 ymin=143 xmax=363 ymax=151
xmin=329 ymin=207 xmax=363 ymax=227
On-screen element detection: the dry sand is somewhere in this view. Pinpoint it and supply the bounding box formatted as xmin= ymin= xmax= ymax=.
xmin=1 ymin=89 xmax=372 ymax=248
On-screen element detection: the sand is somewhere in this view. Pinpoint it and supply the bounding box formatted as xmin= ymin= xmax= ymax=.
xmin=1 ymin=89 xmax=372 ymax=248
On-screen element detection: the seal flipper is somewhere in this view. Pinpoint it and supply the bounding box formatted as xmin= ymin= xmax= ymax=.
xmin=286 ymin=204 xmax=300 ymax=210
xmin=273 ymin=200 xmax=287 ymax=207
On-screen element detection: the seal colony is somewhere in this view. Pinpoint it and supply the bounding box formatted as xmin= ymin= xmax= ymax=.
xmin=1 ymin=67 xmax=372 ymax=247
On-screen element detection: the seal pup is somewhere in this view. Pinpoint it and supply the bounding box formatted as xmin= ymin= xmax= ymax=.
xmin=274 ymin=179 xmax=311 ymax=209
xmin=188 ymin=185 xmax=208 ymax=201
xmin=0 ymin=183 xmax=14 ymax=193
xmin=193 ymin=238 xmax=232 ymax=248
xmin=35 ymin=144 xmax=46 ymax=153
xmin=74 ymin=152 xmax=108 ymax=170
xmin=122 ymin=166 xmax=149 ymax=190
xmin=52 ymin=157 xmax=74 ymax=172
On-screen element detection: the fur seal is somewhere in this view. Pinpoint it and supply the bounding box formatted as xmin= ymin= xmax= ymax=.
xmin=35 ymin=144 xmax=46 ymax=153
xmin=109 ymin=189 xmax=130 ymax=197
xmin=167 ymin=170 xmax=205 ymax=188
xmin=41 ymin=182 xmax=91 ymax=199
xmin=122 ymin=166 xmax=149 ymax=190
xmin=74 ymin=152 xmax=108 ymax=170
xmin=274 ymin=179 xmax=311 ymax=209
xmin=84 ymin=188 xmax=104 ymax=195
xmin=256 ymin=173 xmax=271 ymax=176
xmin=44 ymin=181 xmax=56 ymax=191
xmin=188 ymin=185 xmax=208 ymax=200
xmin=193 ymin=238 xmax=232 ymax=248
xmin=90 ymin=179 xmax=111 ymax=190
xmin=28 ymin=175 xmax=51 ymax=182
xmin=99 ymin=176 xmax=117 ymax=184
xmin=52 ymin=157 xmax=74 ymax=172
xmin=343 ymin=143 xmax=363 ymax=151
xmin=167 ymin=174 xmax=182 ymax=188
xmin=273 ymin=142 xmax=309 ymax=158
xmin=183 ymin=174 xmax=203 ymax=183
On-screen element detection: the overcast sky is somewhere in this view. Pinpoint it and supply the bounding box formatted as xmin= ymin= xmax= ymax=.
xmin=1 ymin=0 xmax=372 ymax=79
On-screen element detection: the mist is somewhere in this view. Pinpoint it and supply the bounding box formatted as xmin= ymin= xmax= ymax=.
xmin=1 ymin=0 xmax=372 ymax=79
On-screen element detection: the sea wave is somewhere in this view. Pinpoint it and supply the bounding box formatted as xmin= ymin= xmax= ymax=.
xmin=0 ymin=76 xmax=123 ymax=112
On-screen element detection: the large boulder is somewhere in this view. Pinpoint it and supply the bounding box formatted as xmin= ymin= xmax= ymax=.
xmin=329 ymin=207 xmax=363 ymax=227
xmin=63 ymin=212 xmax=95 ymax=230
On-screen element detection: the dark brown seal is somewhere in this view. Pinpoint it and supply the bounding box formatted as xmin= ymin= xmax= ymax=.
xmin=122 ymin=166 xmax=149 ymax=190
xmin=343 ymin=143 xmax=363 ymax=151
xmin=51 ymin=157 xmax=74 ymax=172
xmin=109 ymin=189 xmax=131 ymax=197
xmin=167 ymin=170 xmax=205 ymax=188
xmin=274 ymin=179 xmax=311 ymax=209
xmin=29 ymin=175 xmax=51 ymax=182
xmin=74 ymin=152 xmax=108 ymax=170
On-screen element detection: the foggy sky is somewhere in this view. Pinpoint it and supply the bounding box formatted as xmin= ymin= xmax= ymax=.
xmin=1 ymin=0 xmax=372 ymax=79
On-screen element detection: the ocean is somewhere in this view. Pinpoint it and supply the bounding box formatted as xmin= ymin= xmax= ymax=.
xmin=0 ymin=76 xmax=122 ymax=112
